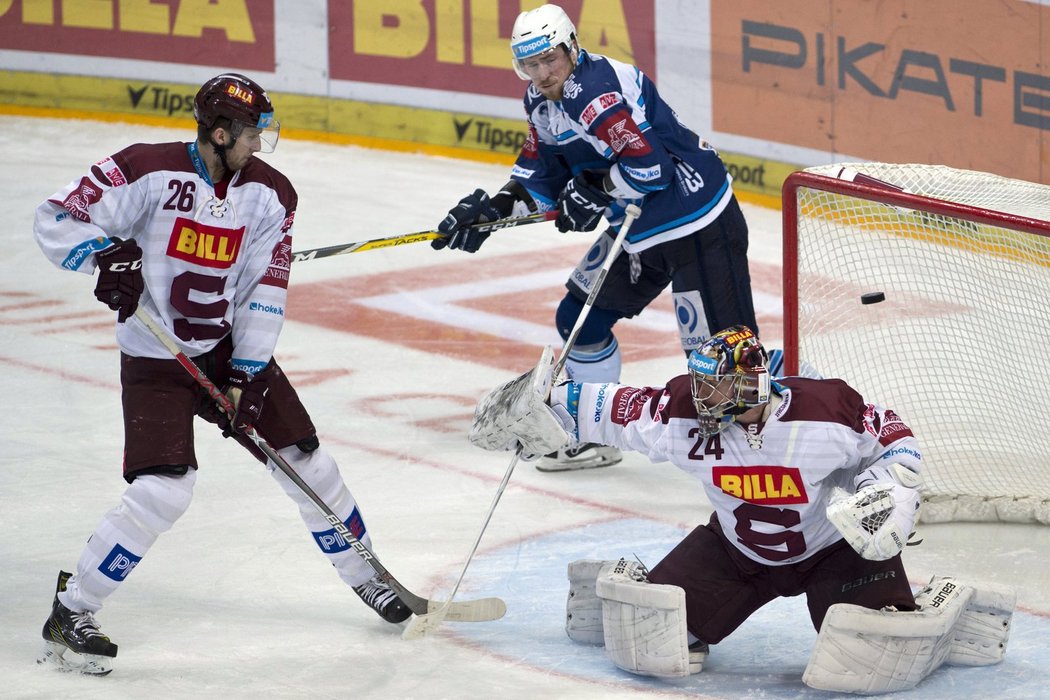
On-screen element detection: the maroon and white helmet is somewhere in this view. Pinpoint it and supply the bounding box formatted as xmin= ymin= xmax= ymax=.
xmin=193 ymin=73 xmax=280 ymax=152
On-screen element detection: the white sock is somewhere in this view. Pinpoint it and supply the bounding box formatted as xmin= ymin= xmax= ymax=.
xmin=60 ymin=471 xmax=196 ymax=613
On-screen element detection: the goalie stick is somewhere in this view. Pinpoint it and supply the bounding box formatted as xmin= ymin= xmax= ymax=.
xmin=291 ymin=211 xmax=557 ymax=263
xmin=402 ymin=203 xmax=644 ymax=640
xmin=132 ymin=307 xmax=506 ymax=624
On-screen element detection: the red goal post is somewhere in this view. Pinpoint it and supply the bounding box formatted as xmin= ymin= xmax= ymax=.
xmin=782 ymin=164 xmax=1050 ymax=524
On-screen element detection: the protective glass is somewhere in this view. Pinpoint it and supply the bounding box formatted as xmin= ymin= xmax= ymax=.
xmin=230 ymin=115 xmax=280 ymax=154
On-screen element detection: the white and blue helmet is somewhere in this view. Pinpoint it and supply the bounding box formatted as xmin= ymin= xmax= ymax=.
xmin=510 ymin=4 xmax=579 ymax=80
xmin=688 ymin=326 xmax=771 ymax=436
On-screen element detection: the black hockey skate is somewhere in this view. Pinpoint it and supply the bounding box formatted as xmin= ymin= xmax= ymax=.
xmin=353 ymin=575 xmax=412 ymax=623
xmin=38 ymin=570 xmax=118 ymax=676
xmin=536 ymin=442 xmax=622 ymax=472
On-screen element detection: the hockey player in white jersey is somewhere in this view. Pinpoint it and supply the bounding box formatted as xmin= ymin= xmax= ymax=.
xmin=34 ymin=73 xmax=410 ymax=676
xmin=432 ymin=4 xmax=759 ymax=472
xmin=470 ymin=326 xmax=1014 ymax=692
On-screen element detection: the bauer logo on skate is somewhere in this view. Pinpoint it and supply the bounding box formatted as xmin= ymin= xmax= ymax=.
xmin=98 ymin=544 xmax=142 ymax=581
xmin=166 ymin=217 xmax=244 ymax=269
xmin=713 ymin=466 xmax=808 ymax=505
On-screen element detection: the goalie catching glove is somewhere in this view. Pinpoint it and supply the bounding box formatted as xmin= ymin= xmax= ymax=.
xmin=827 ymin=463 xmax=922 ymax=561
xmin=469 ymin=346 xmax=575 ymax=459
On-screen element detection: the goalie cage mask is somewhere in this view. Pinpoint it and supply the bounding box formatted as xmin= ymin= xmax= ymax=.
xmin=688 ymin=325 xmax=771 ymax=437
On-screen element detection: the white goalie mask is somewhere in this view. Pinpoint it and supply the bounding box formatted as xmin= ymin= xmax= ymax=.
xmin=688 ymin=326 xmax=771 ymax=437
xmin=510 ymin=4 xmax=579 ymax=80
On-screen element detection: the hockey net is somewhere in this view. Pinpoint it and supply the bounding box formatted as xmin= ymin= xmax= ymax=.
xmin=783 ymin=163 xmax=1050 ymax=524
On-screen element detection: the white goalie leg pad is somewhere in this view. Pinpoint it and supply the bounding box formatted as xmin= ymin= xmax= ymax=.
xmin=596 ymin=559 xmax=695 ymax=678
xmin=566 ymin=559 xmax=620 ymax=644
xmin=803 ymin=577 xmax=973 ymax=694
xmin=470 ymin=345 xmax=573 ymax=459
xmin=942 ymin=580 xmax=1015 ymax=666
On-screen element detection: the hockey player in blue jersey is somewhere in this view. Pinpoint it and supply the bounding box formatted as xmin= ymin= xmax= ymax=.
xmin=432 ymin=4 xmax=759 ymax=471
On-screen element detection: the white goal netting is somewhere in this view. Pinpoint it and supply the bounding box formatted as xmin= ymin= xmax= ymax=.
xmin=784 ymin=163 xmax=1050 ymax=524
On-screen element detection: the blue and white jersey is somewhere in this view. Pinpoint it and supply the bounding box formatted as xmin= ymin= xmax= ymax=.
xmin=511 ymin=50 xmax=734 ymax=253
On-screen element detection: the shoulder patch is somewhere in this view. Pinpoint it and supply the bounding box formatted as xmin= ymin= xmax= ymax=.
xmin=261 ymin=234 xmax=292 ymax=288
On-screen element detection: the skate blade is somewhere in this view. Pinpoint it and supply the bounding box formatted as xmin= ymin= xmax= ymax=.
xmin=535 ymin=455 xmax=622 ymax=472
xmin=37 ymin=641 xmax=113 ymax=676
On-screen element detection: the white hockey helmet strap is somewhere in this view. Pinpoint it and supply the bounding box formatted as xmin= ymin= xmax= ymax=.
xmin=510 ymin=4 xmax=580 ymax=80
xmin=688 ymin=325 xmax=770 ymax=436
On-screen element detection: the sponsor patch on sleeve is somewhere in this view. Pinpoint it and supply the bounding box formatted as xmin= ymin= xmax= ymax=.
xmin=61 ymin=177 xmax=103 ymax=222
xmin=261 ymin=234 xmax=292 ymax=288
xmin=611 ymin=387 xmax=651 ymax=425
xmin=521 ymin=124 xmax=540 ymax=159
xmin=580 ymin=92 xmax=622 ymax=129
xmin=595 ymin=113 xmax=652 ymax=157
xmin=280 ymin=210 xmax=295 ymax=234
xmin=875 ymin=408 xmax=914 ymax=445
xmin=93 ymin=156 xmax=127 ymax=187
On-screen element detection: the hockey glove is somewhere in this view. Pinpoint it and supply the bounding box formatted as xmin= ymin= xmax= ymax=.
xmin=469 ymin=346 xmax=573 ymax=459
xmin=224 ymin=365 xmax=273 ymax=435
xmin=93 ymin=237 xmax=144 ymax=323
xmin=827 ymin=463 xmax=922 ymax=561
xmin=432 ymin=189 xmax=502 ymax=253
xmin=555 ymin=172 xmax=613 ymax=233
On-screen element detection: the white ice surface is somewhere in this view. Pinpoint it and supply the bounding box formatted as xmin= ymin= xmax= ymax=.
xmin=1 ymin=116 xmax=1048 ymax=699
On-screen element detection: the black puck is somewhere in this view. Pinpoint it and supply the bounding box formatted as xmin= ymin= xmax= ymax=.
xmin=861 ymin=292 xmax=886 ymax=305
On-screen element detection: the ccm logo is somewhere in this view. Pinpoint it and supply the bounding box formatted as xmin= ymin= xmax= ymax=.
xmin=106 ymin=259 xmax=143 ymax=272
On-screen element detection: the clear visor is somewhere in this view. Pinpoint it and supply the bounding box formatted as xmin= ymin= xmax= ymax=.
xmin=514 ymin=47 xmax=563 ymax=78
xmin=230 ymin=119 xmax=281 ymax=154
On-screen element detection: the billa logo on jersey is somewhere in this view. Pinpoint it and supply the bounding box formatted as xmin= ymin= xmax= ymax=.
xmin=166 ymin=217 xmax=244 ymax=269
xmin=713 ymin=466 xmax=808 ymax=505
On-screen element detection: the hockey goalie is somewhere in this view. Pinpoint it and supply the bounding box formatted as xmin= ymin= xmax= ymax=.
xmin=469 ymin=327 xmax=1015 ymax=693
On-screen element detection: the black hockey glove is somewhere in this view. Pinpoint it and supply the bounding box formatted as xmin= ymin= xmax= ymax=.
xmin=432 ymin=189 xmax=503 ymax=253
xmin=93 ymin=237 xmax=144 ymax=323
xmin=223 ymin=365 xmax=273 ymax=435
xmin=555 ymin=172 xmax=614 ymax=233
